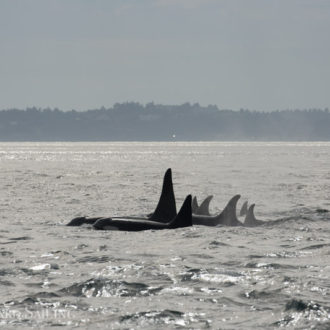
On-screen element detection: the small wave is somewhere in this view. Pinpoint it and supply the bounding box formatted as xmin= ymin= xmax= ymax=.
xmin=316 ymin=208 xmax=329 ymax=214
xmin=262 ymin=216 xmax=311 ymax=227
xmin=58 ymin=278 xmax=161 ymax=298
xmin=24 ymin=281 xmax=57 ymax=289
xmin=160 ymin=286 xmax=194 ymax=295
xmin=20 ymin=263 xmax=59 ymax=275
xmin=29 ymin=263 xmax=59 ymax=271
xmin=35 ymin=173 xmax=50 ymax=177
xmin=0 ymin=280 xmax=15 ymax=286
xmin=300 ymin=243 xmax=330 ymax=250
xmin=0 ymin=241 xmax=16 ymax=245
xmin=119 ymin=309 xmax=211 ymax=328
xmin=258 ymin=206 xmax=330 ymax=227
xmin=248 ymin=254 xmax=263 ymax=259
xmin=264 ymin=251 xmax=300 ymax=258
xmin=179 ymin=268 xmax=204 ymax=282
xmin=77 ymin=255 xmax=112 ymax=263
xmin=198 ymin=273 xmax=241 ymax=285
xmin=220 ymin=260 xmax=242 ymax=267
xmin=189 ymin=253 xmax=214 ymax=260
xmin=244 ymin=288 xmax=285 ymax=300
xmin=9 ymin=236 xmax=32 ymax=241
xmin=181 ymin=231 xmax=203 ymax=238
xmin=6 ymin=291 xmax=61 ymax=306
xmin=0 ymin=250 xmax=13 ymax=256
xmin=245 ymin=262 xmax=297 ymax=270
xmin=285 ymin=299 xmax=321 ymax=312
xmin=198 ymin=287 xmax=223 ymax=294
xmin=208 ymin=240 xmax=230 ymax=248
xmin=75 ymin=243 xmax=89 ymax=250
xmin=180 ymin=268 xmax=243 ymax=286
xmin=0 ymin=268 xmax=16 ymax=276
xmin=120 ymin=310 xmax=184 ymax=324
xmin=274 ymin=299 xmax=330 ymax=328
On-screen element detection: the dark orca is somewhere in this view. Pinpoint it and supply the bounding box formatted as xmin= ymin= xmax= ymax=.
xmin=239 ymin=200 xmax=248 ymax=216
xmin=67 ymin=168 xmax=176 ymax=226
xmin=194 ymin=195 xmax=213 ymax=216
xmin=93 ymin=195 xmax=192 ymax=231
xmin=244 ymin=204 xmax=266 ymax=227
xmin=192 ymin=195 xmax=243 ymax=226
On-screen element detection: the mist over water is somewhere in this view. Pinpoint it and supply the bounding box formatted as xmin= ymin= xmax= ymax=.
xmin=1 ymin=142 xmax=330 ymax=329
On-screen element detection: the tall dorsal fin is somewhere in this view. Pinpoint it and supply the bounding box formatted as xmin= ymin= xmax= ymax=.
xmin=244 ymin=204 xmax=258 ymax=227
xmin=216 ymin=194 xmax=242 ymax=226
xmin=195 ymin=195 xmax=213 ymax=215
xmin=169 ymin=195 xmax=192 ymax=229
xmin=192 ymin=196 xmax=199 ymax=213
xmin=239 ymin=200 xmax=248 ymax=216
xmin=149 ymin=168 xmax=177 ymax=223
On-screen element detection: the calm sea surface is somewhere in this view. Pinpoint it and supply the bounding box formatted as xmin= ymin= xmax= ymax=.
xmin=0 ymin=142 xmax=330 ymax=329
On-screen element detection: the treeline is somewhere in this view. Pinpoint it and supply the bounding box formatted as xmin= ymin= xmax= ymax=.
xmin=0 ymin=102 xmax=330 ymax=141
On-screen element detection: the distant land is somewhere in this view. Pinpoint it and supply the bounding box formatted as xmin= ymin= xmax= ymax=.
xmin=1 ymin=103 xmax=330 ymax=141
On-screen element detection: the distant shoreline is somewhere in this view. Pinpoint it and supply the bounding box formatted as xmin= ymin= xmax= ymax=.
xmin=1 ymin=103 xmax=330 ymax=141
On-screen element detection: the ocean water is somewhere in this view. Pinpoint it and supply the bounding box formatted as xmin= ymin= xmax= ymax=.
xmin=0 ymin=142 xmax=330 ymax=329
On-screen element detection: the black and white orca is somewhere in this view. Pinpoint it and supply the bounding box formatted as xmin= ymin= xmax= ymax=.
xmin=67 ymin=168 xmax=243 ymax=228
xmin=67 ymin=168 xmax=176 ymax=226
xmin=93 ymin=195 xmax=192 ymax=231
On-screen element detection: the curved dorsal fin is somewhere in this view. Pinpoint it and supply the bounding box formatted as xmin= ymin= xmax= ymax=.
xmin=192 ymin=196 xmax=199 ymax=213
xmin=216 ymin=194 xmax=242 ymax=226
xmin=169 ymin=195 xmax=192 ymax=229
xmin=239 ymin=201 xmax=248 ymax=216
xmin=195 ymin=195 xmax=213 ymax=215
xmin=150 ymin=168 xmax=177 ymax=223
xmin=244 ymin=204 xmax=258 ymax=227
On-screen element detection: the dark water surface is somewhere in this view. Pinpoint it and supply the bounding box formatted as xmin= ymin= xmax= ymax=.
xmin=0 ymin=142 xmax=330 ymax=329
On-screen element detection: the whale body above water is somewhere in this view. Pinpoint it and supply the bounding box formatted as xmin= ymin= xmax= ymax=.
xmin=93 ymin=195 xmax=192 ymax=231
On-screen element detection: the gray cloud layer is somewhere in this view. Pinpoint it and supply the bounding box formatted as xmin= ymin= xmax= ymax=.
xmin=1 ymin=0 xmax=329 ymax=111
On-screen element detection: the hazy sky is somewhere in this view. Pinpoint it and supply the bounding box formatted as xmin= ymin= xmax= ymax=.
xmin=1 ymin=0 xmax=330 ymax=111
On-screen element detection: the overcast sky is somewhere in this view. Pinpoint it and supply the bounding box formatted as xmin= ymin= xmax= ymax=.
xmin=1 ymin=0 xmax=330 ymax=111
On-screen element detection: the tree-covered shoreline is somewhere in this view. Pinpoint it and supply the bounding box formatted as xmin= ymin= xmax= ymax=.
xmin=1 ymin=103 xmax=329 ymax=141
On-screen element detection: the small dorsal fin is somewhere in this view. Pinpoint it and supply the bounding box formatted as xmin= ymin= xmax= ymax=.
xmin=217 ymin=194 xmax=242 ymax=226
xmin=192 ymin=196 xmax=199 ymax=213
xmin=239 ymin=201 xmax=248 ymax=216
xmin=169 ymin=195 xmax=192 ymax=229
xmin=149 ymin=168 xmax=177 ymax=223
xmin=244 ymin=204 xmax=258 ymax=227
xmin=195 ymin=195 xmax=213 ymax=215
